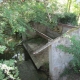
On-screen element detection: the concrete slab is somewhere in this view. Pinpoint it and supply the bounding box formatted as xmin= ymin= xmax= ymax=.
xmin=23 ymin=41 xmax=49 ymax=69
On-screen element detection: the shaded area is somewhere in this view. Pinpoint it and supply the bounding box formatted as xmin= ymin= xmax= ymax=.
xmin=17 ymin=60 xmax=39 ymax=80
xmin=60 ymin=73 xmax=80 ymax=80
xmin=17 ymin=60 xmax=49 ymax=80
xmin=23 ymin=36 xmax=49 ymax=69
xmin=17 ymin=47 xmax=49 ymax=80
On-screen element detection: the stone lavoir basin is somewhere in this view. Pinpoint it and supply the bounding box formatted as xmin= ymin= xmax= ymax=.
xmin=22 ymin=23 xmax=77 ymax=80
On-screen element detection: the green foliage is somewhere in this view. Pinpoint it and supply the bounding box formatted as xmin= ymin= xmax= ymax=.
xmin=2 ymin=2 xmax=27 ymax=33
xmin=57 ymin=36 xmax=80 ymax=73
xmin=33 ymin=3 xmax=47 ymax=25
xmin=0 ymin=59 xmax=20 ymax=80
xmin=71 ymin=0 xmax=80 ymax=15
xmin=0 ymin=0 xmax=61 ymax=56
xmin=0 ymin=46 xmax=6 ymax=54
xmin=0 ymin=1 xmax=34 ymax=55
xmin=32 ymin=1 xmax=59 ymax=27
xmin=58 ymin=13 xmax=77 ymax=25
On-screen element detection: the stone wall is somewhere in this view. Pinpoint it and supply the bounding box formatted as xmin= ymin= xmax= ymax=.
xmin=46 ymin=24 xmax=74 ymax=39
xmin=46 ymin=27 xmax=62 ymax=39
xmin=26 ymin=23 xmax=47 ymax=38
xmin=49 ymin=27 xmax=80 ymax=80
xmin=29 ymin=23 xmax=74 ymax=39
xmin=60 ymin=23 xmax=75 ymax=34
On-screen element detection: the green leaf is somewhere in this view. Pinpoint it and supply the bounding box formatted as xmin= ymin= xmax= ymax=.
xmin=0 ymin=45 xmax=6 ymax=54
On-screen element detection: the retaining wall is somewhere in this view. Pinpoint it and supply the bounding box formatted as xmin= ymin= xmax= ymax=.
xmin=29 ymin=22 xmax=74 ymax=39
xmin=49 ymin=27 xmax=80 ymax=80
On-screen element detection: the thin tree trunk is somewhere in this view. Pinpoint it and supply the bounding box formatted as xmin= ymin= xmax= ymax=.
xmin=67 ymin=0 xmax=72 ymax=12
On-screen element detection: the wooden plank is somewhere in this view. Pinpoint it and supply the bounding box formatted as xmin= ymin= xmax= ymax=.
xmin=33 ymin=40 xmax=53 ymax=54
xmin=33 ymin=28 xmax=52 ymax=40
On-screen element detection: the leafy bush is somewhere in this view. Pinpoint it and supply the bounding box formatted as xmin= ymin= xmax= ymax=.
xmin=0 ymin=1 xmax=34 ymax=56
xmin=33 ymin=2 xmax=58 ymax=27
xmin=33 ymin=3 xmax=48 ymax=25
xmin=0 ymin=46 xmax=6 ymax=54
xmin=0 ymin=59 xmax=20 ymax=80
xmin=57 ymin=36 xmax=80 ymax=73
xmin=0 ymin=2 xmax=23 ymax=79
xmin=58 ymin=13 xmax=77 ymax=25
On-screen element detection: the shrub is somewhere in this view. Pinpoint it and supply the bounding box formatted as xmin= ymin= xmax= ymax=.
xmin=0 ymin=59 xmax=20 ymax=80
xmin=58 ymin=13 xmax=77 ymax=25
